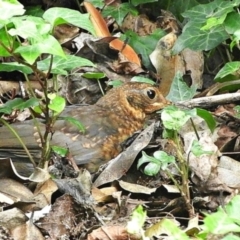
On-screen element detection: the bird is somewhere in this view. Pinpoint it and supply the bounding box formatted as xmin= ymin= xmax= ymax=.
xmin=0 ymin=82 xmax=169 ymax=173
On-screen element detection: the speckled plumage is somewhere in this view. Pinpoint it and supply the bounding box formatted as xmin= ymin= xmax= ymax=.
xmin=0 ymin=82 xmax=169 ymax=172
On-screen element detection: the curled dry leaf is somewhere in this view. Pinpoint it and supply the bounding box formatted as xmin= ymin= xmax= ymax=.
xmin=84 ymin=1 xmax=141 ymax=66
xmin=119 ymin=180 xmax=157 ymax=194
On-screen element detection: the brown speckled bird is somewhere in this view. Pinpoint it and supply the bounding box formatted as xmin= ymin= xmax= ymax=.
xmin=0 ymin=82 xmax=168 ymax=172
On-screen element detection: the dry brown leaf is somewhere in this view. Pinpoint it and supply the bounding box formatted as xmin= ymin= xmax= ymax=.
xmin=121 ymin=13 xmax=157 ymax=36
xmin=119 ymin=180 xmax=157 ymax=194
xmin=38 ymin=194 xmax=76 ymax=239
xmin=218 ymin=156 xmax=240 ymax=188
xmin=88 ymin=225 xmax=137 ymax=240
xmin=12 ymin=220 xmax=45 ymax=240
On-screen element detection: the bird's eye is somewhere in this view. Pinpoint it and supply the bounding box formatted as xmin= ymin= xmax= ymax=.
xmin=147 ymin=89 xmax=156 ymax=99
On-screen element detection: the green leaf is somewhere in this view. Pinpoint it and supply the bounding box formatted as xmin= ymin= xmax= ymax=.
xmin=51 ymin=145 xmax=68 ymax=157
xmin=224 ymin=12 xmax=240 ymax=34
xmin=215 ymin=62 xmax=240 ymax=80
xmin=127 ymin=205 xmax=146 ymax=234
xmin=201 ymin=14 xmax=227 ymax=31
xmin=8 ymin=16 xmax=51 ymax=39
xmin=131 ymin=0 xmax=157 ymax=6
xmin=37 ymin=55 xmax=95 ymax=75
xmin=138 ymin=151 xmax=175 ymax=176
xmin=102 ymin=3 xmax=137 ymax=25
xmin=131 ymin=76 xmax=155 ymax=85
xmin=172 ymin=0 xmax=240 ymax=53
xmin=8 ymin=18 xmax=38 ymax=39
xmin=107 ymin=80 xmax=123 ymax=87
xmin=203 ymin=209 xmax=240 ymax=235
xmin=0 ymin=97 xmax=39 ymax=114
xmin=166 ymin=72 xmax=197 ymax=102
xmin=25 ymin=6 xmax=44 ymax=17
xmin=191 ymin=140 xmax=213 ymax=157
xmin=121 ymin=29 xmax=165 ymax=69
xmin=48 ymin=94 xmax=66 ymax=114
xmin=0 ymin=62 xmax=32 ymax=74
xmin=161 ymin=106 xmax=197 ymax=131
xmin=58 ymin=116 xmax=85 ymax=133
xmin=225 ymin=195 xmax=240 ymax=225
xmin=0 ymin=0 xmax=25 ymax=21
xmin=43 ymin=7 xmax=95 ymax=35
xmin=137 ymin=151 xmax=160 ymax=169
xmin=182 ymin=0 xmax=231 ymax=24
xmin=234 ymin=106 xmax=240 ymax=119
xmin=0 ymin=28 xmax=19 ymax=57
xmin=222 ymin=235 xmax=240 ymax=240
xmin=173 ymin=24 xmax=228 ymax=53
xmin=196 ymin=108 xmax=216 ymax=133
xmin=143 ymin=162 xmax=161 ymax=176
xmin=155 ymin=219 xmax=190 ymax=240
xmin=14 ymin=35 xmax=65 ymax=64
xmin=153 ymin=151 xmax=175 ymax=170
xmin=230 ymin=30 xmax=240 ymax=50
xmin=82 ymin=72 xmax=105 ymax=79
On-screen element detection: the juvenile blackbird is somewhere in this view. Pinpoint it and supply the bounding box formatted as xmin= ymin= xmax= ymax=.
xmin=0 ymin=82 xmax=168 ymax=172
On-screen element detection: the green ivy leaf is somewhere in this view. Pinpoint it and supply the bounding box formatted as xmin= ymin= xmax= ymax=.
xmin=225 ymin=195 xmax=240 ymax=224
xmin=0 ymin=97 xmax=39 ymax=114
xmin=143 ymin=162 xmax=161 ymax=176
xmin=25 ymin=5 xmax=44 ymax=17
xmin=102 ymin=3 xmax=137 ymax=25
xmin=82 ymin=72 xmax=105 ymax=79
xmin=9 ymin=16 xmax=51 ymax=39
xmin=191 ymin=140 xmax=213 ymax=157
xmin=127 ymin=205 xmax=146 ymax=234
xmin=43 ymin=7 xmax=95 ymax=35
xmin=196 ymin=108 xmax=216 ymax=133
xmin=59 ymin=116 xmax=85 ymax=133
xmin=37 ymin=55 xmax=95 ymax=75
xmin=137 ymin=151 xmax=160 ymax=170
xmin=121 ymin=29 xmax=165 ymax=69
xmin=166 ymin=72 xmax=197 ymax=102
xmin=0 ymin=28 xmax=19 ymax=57
xmin=14 ymin=34 xmax=65 ymax=64
xmin=107 ymin=80 xmax=123 ymax=87
xmin=203 ymin=209 xmax=240 ymax=235
xmin=181 ymin=0 xmax=231 ymax=24
xmin=172 ymin=0 xmax=237 ymax=53
xmin=0 ymin=62 xmax=32 ymax=74
xmin=138 ymin=151 xmax=175 ymax=176
xmin=131 ymin=76 xmax=155 ymax=85
xmin=161 ymin=106 xmax=197 ymax=131
xmin=152 ymin=219 xmax=190 ymax=240
xmin=173 ymin=24 xmax=228 ymax=53
xmin=131 ymin=0 xmax=157 ymax=6
xmin=48 ymin=94 xmax=66 ymax=114
xmin=51 ymin=145 xmax=68 ymax=157
xmin=0 ymin=0 xmax=25 ymax=21
xmin=201 ymin=14 xmax=227 ymax=31
xmin=153 ymin=151 xmax=175 ymax=170
xmin=214 ymin=62 xmax=240 ymax=80
xmin=225 ymin=12 xmax=240 ymax=34
xmin=8 ymin=18 xmax=38 ymax=39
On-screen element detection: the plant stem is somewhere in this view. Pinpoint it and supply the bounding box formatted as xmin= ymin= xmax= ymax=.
xmin=173 ymin=131 xmax=195 ymax=218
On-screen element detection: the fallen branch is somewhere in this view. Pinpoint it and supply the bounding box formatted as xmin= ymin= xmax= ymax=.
xmin=177 ymin=92 xmax=240 ymax=108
